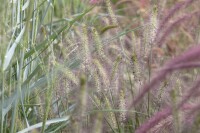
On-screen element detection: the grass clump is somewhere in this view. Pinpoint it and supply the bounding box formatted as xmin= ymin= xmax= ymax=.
xmin=1 ymin=0 xmax=200 ymax=133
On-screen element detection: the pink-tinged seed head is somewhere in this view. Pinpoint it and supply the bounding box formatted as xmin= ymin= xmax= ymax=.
xmin=135 ymin=104 xmax=195 ymax=133
xmin=135 ymin=107 xmax=172 ymax=133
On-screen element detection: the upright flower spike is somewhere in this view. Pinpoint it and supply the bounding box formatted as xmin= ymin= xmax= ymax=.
xmin=82 ymin=24 xmax=91 ymax=67
xmin=105 ymin=0 xmax=118 ymax=25
xmin=150 ymin=5 xmax=158 ymax=44
xmin=105 ymin=0 xmax=129 ymax=60
xmin=92 ymin=27 xmax=112 ymax=64
xmin=93 ymin=59 xmax=109 ymax=91
xmin=94 ymin=70 xmax=101 ymax=93
xmin=93 ymin=95 xmax=101 ymax=107
xmin=119 ymin=89 xmax=126 ymax=125
xmin=105 ymin=96 xmax=117 ymax=129
xmin=143 ymin=5 xmax=158 ymax=58
xmin=92 ymin=27 xmax=105 ymax=59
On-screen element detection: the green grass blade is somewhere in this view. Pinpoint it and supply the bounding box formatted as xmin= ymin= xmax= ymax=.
xmin=3 ymin=26 xmax=25 ymax=71
xmin=24 ymin=7 xmax=93 ymax=60
xmin=17 ymin=116 xmax=70 ymax=133
xmin=1 ymin=75 xmax=49 ymax=118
